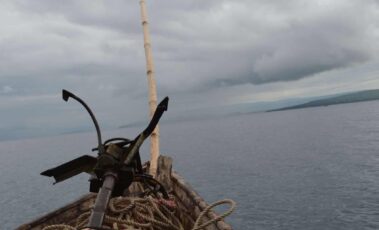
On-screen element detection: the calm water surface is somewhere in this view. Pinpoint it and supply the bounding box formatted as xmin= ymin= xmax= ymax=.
xmin=1 ymin=101 xmax=379 ymax=229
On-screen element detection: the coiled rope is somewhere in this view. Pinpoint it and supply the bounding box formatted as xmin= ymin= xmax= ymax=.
xmin=42 ymin=196 xmax=235 ymax=230
xmin=41 ymin=224 xmax=76 ymax=230
xmin=192 ymin=199 xmax=236 ymax=230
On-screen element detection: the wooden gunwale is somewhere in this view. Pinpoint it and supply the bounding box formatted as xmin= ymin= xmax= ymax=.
xmin=17 ymin=171 xmax=232 ymax=230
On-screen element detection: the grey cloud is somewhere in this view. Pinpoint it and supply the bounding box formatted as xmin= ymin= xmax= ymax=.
xmin=14 ymin=0 xmax=140 ymax=32
xmin=0 ymin=0 xmax=379 ymax=139
xmin=7 ymin=0 xmax=379 ymax=93
xmin=157 ymin=0 xmax=378 ymax=88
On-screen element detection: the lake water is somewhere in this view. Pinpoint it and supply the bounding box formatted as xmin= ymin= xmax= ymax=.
xmin=1 ymin=101 xmax=379 ymax=229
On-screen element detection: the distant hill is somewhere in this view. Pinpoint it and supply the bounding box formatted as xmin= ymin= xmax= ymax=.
xmin=269 ymin=89 xmax=379 ymax=112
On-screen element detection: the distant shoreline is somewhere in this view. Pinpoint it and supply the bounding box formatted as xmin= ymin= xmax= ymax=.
xmin=267 ymin=89 xmax=379 ymax=112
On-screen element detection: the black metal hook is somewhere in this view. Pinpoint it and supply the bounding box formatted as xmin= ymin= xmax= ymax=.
xmin=62 ymin=89 xmax=104 ymax=155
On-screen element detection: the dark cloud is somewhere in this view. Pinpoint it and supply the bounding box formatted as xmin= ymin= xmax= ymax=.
xmin=6 ymin=0 xmax=379 ymax=91
xmin=0 ymin=0 xmax=378 ymax=138
xmin=152 ymin=0 xmax=378 ymax=87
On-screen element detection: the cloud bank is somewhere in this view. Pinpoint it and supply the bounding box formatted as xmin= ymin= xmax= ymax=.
xmin=5 ymin=0 xmax=379 ymax=90
xmin=0 ymin=0 xmax=378 ymax=138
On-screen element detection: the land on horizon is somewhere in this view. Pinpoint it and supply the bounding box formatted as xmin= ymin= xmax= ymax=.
xmin=118 ymin=89 xmax=379 ymax=129
xmin=268 ymin=89 xmax=379 ymax=112
xmin=1 ymin=88 xmax=379 ymax=142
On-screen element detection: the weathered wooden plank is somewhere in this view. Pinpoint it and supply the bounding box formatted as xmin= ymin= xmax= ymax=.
xmin=171 ymin=171 xmax=233 ymax=230
xmin=17 ymin=194 xmax=95 ymax=230
xmin=155 ymin=155 xmax=173 ymax=192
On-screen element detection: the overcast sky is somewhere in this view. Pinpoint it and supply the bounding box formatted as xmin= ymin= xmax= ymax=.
xmin=0 ymin=0 xmax=379 ymax=140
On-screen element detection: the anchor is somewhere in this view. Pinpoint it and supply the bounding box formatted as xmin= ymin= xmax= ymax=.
xmin=41 ymin=89 xmax=169 ymax=228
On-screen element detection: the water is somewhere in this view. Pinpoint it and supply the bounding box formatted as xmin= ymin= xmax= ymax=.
xmin=1 ymin=101 xmax=379 ymax=229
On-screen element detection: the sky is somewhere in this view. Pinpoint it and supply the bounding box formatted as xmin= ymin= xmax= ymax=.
xmin=0 ymin=0 xmax=379 ymax=140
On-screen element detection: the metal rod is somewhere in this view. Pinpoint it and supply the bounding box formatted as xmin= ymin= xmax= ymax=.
xmin=87 ymin=173 xmax=117 ymax=228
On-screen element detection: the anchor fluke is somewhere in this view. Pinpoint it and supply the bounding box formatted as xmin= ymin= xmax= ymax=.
xmin=62 ymin=89 xmax=74 ymax=102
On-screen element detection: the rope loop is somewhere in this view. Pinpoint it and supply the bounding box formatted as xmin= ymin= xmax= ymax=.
xmin=192 ymin=199 xmax=236 ymax=230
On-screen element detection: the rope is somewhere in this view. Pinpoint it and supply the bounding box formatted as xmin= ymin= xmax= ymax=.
xmin=105 ymin=213 xmax=152 ymax=228
xmin=42 ymin=224 xmax=76 ymax=230
xmin=192 ymin=199 xmax=236 ymax=230
xmin=42 ymin=197 xmax=235 ymax=230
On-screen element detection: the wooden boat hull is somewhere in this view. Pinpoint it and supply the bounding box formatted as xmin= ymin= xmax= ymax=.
xmin=17 ymin=169 xmax=233 ymax=230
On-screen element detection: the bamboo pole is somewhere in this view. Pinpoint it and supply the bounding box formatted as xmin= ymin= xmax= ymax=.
xmin=139 ymin=0 xmax=159 ymax=177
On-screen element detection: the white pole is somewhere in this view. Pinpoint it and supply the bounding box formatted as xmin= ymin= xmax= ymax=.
xmin=139 ymin=0 xmax=159 ymax=177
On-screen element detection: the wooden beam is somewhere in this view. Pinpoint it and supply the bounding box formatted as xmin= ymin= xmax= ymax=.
xmin=139 ymin=0 xmax=160 ymax=177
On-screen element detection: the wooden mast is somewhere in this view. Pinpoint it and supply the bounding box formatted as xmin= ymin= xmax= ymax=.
xmin=139 ymin=0 xmax=159 ymax=177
